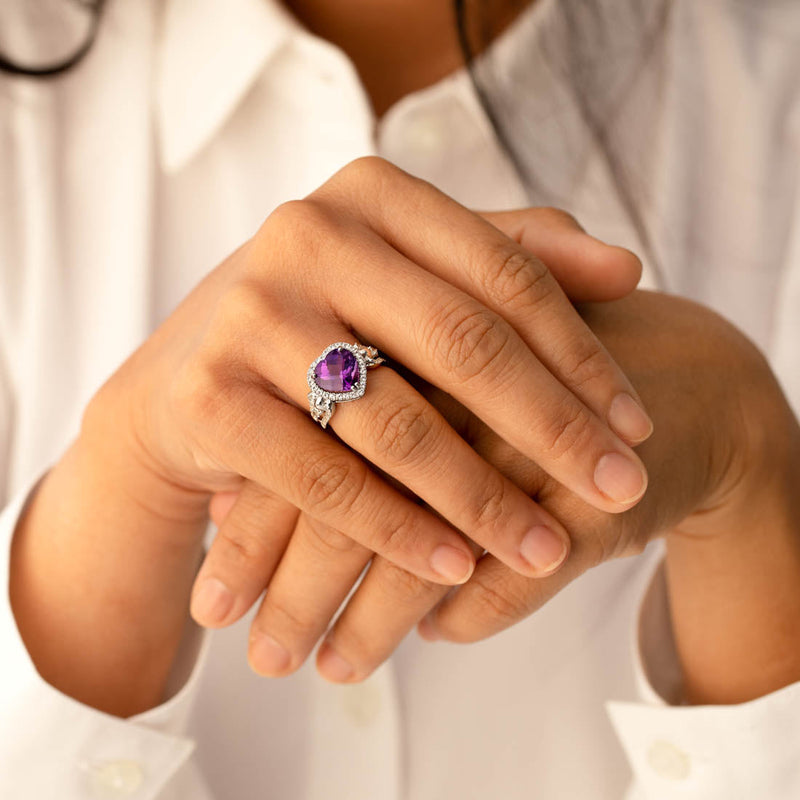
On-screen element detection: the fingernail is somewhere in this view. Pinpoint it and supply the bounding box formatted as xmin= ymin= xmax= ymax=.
xmin=250 ymin=632 xmax=291 ymax=675
xmin=519 ymin=525 xmax=568 ymax=574
xmin=594 ymin=452 xmax=648 ymax=505
xmin=418 ymin=614 xmax=442 ymax=642
xmin=608 ymin=393 xmax=654 ymax=443
xmin=318 ymin=641 xmax=355 ymax=682
xmin=192 ymin=577 xmax=234 ymax=625
xmin=429 ymin=544 xmax=474 ymax=584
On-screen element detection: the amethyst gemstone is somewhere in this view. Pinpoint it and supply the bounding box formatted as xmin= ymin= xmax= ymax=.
xmin=314 ymin=348 xmax=360 ymax=393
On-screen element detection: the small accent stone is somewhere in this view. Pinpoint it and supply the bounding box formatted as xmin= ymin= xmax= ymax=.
xmin=315 ymin=348 xmax=360 ymax=392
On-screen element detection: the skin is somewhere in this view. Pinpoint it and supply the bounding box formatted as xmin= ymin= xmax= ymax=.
xmin=8 ymin=163 xmax=647 ymax=718
xmin=207 ymin=281 xmax=800 ymax=707
xmin=8 ymin=0 xmax=799 ymax=723
xmin=286 ymin=0 xmax=534 ymax=117
xmin=417 ymin=292 xmax=800 ymax=705
xmin=202 ymin=0 xmax=800 ymax=699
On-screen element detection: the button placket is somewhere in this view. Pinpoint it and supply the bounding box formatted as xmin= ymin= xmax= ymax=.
xmin=340 ymin=680 xmax=383 ymax=727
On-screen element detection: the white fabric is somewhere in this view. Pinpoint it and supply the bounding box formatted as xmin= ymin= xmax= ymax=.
xmin=1 ymin=0 xmax=799 ymax=798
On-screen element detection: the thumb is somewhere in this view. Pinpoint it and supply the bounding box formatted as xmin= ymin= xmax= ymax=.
xmin=478 ymin=207 xmax=642 ymax=303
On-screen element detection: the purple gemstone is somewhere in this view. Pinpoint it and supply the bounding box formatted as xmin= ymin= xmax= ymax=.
xmin=314 ymin=347 xmax=360 ymax=393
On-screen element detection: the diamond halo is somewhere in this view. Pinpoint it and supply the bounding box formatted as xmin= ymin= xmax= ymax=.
xmin=307 ymin=341 xmax=384 ymax=428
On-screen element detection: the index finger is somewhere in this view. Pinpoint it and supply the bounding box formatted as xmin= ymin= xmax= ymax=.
xmin=317 ymin=158 xmax=653 ymax=448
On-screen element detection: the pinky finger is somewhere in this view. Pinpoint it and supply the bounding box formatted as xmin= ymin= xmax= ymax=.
xmin=190 ymin=482 xmax=300 ymax=628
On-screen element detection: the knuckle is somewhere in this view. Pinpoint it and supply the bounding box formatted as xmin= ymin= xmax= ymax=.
xmin=196 ymin=278 xmax=285 ymax=376
xmin=543 ymin=490 xmax=623 ymax=568
xmin=340 ymin=155 xmax=400 ymax=187
xmin=208 ymin=280 xmax=274 ymax=354
xmin=472 ymin=574 xmax=526 ymax=625
xmin=427 ymin=299 xmax=515 ymax=386
xmin=263 ymin=198 xmax=328 ymax=236
xmin=168 ymin=357 xmax=263 ymax=471
xmin=259 ymin=199 xmax=335 ymax=261
xmin=298 ymin=453 xmax=367 ymax=516
xmin=374 ymin=508 xmax=420 ymax=559
xmin=558 ymin=340 xmax=610 ymax=392
xmin=258 ymin=595 xmax=318 ymax=640
xmin=540 ymin=402 xmax=596 ymax=462
xmin=485 ymin=246 xmax=551 ymax=309
xmin=328 ymin=156 xmax=409 ymax=212
xmin=470 ymin=472 xmax=510 ymax=533
xmin=218 ymin=278 xmax=268 ymax=325
xmin=438 ymin=574 xmax=527 ymax=643
xmin=581 ymin=509 xmax=642 ymax=565
xmin=558 ymin=338 xmax=611 ymax=389
xmin=302 ymin=515 xmax=361 ymax=558
xmin=375 ymin=558 xmax=438 ymax=604
xmin=540 ymin=206 xmax=584 ymax=231
xmin=579 ymin=527 xmax=617 ymax=569
xmin=170 ymin=358 xmax=227 ymax=429
xmin=168 ymin=302 xmax=244 ymax=423
xmin=331 ymin=622 xmax=381 ymax=666
xmin=368 ymin=398 xmax=439 ymax=467
xmin=214 ymin=524 xmax=263 ymax=571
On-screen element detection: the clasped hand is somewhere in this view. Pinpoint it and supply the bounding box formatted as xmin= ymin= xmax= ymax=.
xmin=96 ymin=157 xmax=787 ymax=685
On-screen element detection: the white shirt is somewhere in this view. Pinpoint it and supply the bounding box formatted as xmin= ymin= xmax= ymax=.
xmin=1 ymin=0 xmax=800 ymax=798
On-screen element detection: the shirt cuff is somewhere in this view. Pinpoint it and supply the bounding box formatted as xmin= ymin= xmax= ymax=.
xmin=605 ymin=540 xmax=800 ymax=798
xmin=0 ymin=470 xmax=212 ymax=800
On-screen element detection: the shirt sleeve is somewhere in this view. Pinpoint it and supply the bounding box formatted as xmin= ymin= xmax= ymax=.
xmin=605 ymin=542 xmax=800 ymax=799
xmin=0 ymin=472 xmax=214 ymax=800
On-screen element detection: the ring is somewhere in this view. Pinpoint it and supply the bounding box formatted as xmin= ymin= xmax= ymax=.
xmin=307 ymin=341 xmax=385 ymax=428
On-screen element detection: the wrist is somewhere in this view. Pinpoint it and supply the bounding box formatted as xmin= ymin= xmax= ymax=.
xmin=9 ymin=393 xmax=212 ymax=717
xmin=664 ymin=361 xmax=800 ymax=704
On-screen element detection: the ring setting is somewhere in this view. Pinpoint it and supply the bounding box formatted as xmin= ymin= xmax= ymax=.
xmin=307 ymin=341 xmax=385 ymax=428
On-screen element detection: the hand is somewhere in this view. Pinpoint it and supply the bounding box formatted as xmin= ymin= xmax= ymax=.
xmin=410 ymin=290 xmax=767 ymax=632
xmin=416 ymin=290 xmax=800 ymax=703
xmin=8 ymin=159 xmax=650 ymax=718
xmin=86 ymin=157 xmax=650 ymax=627
xmin=239 ymin=289 xmax=797 ymax=686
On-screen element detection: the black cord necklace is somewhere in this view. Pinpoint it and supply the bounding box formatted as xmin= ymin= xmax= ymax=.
xmin=0 ymin=0 xmax=108 ymax=78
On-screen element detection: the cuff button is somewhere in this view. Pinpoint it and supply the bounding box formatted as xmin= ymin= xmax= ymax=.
xmin=85 ymin=759 xmax=145 ymax=797
xmin=646 ymin=740 xmax=691 ymax=781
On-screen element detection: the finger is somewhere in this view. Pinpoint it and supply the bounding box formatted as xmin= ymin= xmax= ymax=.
xmin=314 ymin=542 xmax=482 ymax=682
xmin=209 ymin=490 xmax=239 ymax=527
xmin=253 ymin=319 xmax=572 ymax=579
xmin=417 ymin=445 xmax=615 ymax=644
xmin=264 ymin=209 xmax=649 ymax=512
xmin=478 ymin=207 xmax=643 ymax=302
xmin=190 ymin=482 xmax=299 ymax=627
xmin=316 ymin=159 xmax=653 ymax=447
xmin=247 ymin=512 xmax=373 ymax=677
xmin=411 ymin=422 xmax=569 ymax=643
xmin=202 ymin=380 xmax=476 ymax=586
xmin=417 ymin=543 xmax=592 ymax=644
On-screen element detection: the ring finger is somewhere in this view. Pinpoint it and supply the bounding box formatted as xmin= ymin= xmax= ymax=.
xmin=256 ymin=321 xmax=572 ymax=579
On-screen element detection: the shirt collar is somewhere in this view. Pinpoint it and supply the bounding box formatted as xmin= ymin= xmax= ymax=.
xmin=156 ymin=0 xmax=297 ymax=172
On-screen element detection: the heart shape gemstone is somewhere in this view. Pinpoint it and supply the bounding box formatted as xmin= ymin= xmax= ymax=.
xmin=314 ymin=347 xmax=360 ymax=393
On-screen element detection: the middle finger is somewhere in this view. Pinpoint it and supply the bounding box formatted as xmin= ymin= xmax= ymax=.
xmin=259 ymin=207 xmax=649 ymax=513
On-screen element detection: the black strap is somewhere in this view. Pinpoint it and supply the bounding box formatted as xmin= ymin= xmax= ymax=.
xmin=0 ymin=0 xmax=107 ymax=79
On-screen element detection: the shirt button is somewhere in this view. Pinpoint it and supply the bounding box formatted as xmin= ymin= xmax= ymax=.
xmin=87 ymin=759 xmax=145 ymax=797
xmin=403 ymin=114 xmax=447 ymax=154
xmin=341 ymin=682 xmax=382 ymax=727
xmin=646 ymin=740 xmax=691 ymax=780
